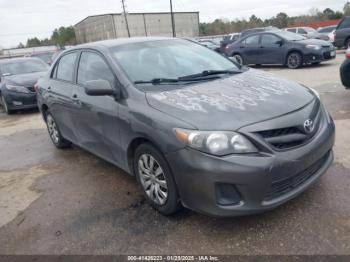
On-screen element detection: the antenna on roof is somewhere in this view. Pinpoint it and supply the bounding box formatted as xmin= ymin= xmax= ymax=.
xmin=121 ymin=0 xmax=131 ymax=37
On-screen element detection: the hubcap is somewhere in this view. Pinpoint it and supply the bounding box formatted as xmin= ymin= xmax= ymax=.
xmin=234 ymin=55 xmax=243 ymax=65
xmin=47 ymin=115 xmax=59 ymax=144
xmin=288 ymin=54 xmax=300 ymax=68
xmin=138 ymin=154 xmax=168 ymax=205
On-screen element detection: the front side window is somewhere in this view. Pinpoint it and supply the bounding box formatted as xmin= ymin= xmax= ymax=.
xmin=56 ymin=52 xmax=78 ymax=82
xmin=110 ymin=39 xmax=239 ymax=85
xmin=261 ymin=34 xmax=281 ymax=46
xmin=0 ymin=59 xmax=48 ymax=76
xmin=339 ymin=18 xmax=350 ymax=29
xmin=287 ymin=28 xmax=297 ymax=33
xmin=298 ymin=28 xmax=307 ymax=34
xmin=77 ymin=52 xmax=115 ymax=86
xmin=244 ymin=35 xmax=260 ymax=46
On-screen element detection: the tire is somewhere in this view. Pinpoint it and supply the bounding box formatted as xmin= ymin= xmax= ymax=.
xmin=232 ymin=54 xmax=244 ymax=65
xmin=134 ymin=143 xmax=181 ymax=215
xmin=45 ymin=110 xmax=71 ymax=149
xmin=286 ymin=52 xmax=303 ymax=69
xmin=1 ymin=95 xmax=13 ymax=115
xmin=345 ymin=38 xmax=350 ymax=49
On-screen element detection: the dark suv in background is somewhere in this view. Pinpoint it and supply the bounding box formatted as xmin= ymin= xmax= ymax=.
xmin=334 ymin=16 xmax=350 ymax=48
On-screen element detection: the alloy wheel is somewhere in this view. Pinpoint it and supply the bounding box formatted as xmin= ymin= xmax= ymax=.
xmin=1 ymin=96 xmax=9 ymax=114
xmin=138 ymin=154 xmax=168 ymax=205
xmin=233 ymin=54 xmax=243 ymax=65
xmin=287 ymin=53 xmax=301 ymax=69
xmin=46 ymin=114 xmax=60 ymax=144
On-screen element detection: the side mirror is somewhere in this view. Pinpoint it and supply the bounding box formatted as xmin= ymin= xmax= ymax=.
xmin=275 ymin=40 xmax=283 ymax=46
xmin=84 ymin=80 xmax=115 ymax=96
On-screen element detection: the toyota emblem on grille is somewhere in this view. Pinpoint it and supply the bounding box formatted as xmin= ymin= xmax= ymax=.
xmin=304 ymin=119 xmax=314 ymax=133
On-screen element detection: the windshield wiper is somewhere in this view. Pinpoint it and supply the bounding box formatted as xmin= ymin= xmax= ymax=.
xmin=134 ymin=78 xmax=180 ymax=85
xmin=179 ymin=70 xmax=241 ymax=80
xmin=134 ymin=75 xmax=222 ymax=85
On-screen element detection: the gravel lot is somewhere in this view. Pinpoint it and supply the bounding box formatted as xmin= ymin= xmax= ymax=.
xmin=0 ymin=53 xmax=350 ymax=255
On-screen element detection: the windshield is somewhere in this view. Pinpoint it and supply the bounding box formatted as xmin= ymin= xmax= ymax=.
xmin=0 ymin=60 xmax=48 ymax=76
xmin=304 ymin=27 xmax=316 ymax=33
xmin=31 ymin=53 xmax=54 ymax=63
xmin=110 ymin=39 xmax=239 ymax=84
xmin=276 ymin=31 xmax=306 ymax=41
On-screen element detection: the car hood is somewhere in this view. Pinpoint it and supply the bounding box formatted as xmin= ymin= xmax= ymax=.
xmin=145 ymin=69 xmax=315 ymax=130
xmin=3 ymin=71 xmax=45 ymax=86
xmin=297 ymin=38 xmax=331 ymax=46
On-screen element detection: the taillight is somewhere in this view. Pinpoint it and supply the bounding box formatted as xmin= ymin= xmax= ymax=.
xmin=346 ymin=48 xmax=350 ymax=59
xmin=34 ymin=83 xmax=40 ymax=92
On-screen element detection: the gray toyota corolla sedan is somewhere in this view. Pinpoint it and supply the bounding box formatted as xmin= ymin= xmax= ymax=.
xmin=36 ymin=37 xmax=335 ymax=217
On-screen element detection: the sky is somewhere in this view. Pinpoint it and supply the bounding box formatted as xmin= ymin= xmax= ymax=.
xmin=0 ymin=0 xmax=346 ymax=48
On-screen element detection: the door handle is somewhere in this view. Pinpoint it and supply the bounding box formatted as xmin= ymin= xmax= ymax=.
xmin=72 ymin=94 xmax=78 ymax=100
xmin=47 ymin=86 xmax=51 ymax=92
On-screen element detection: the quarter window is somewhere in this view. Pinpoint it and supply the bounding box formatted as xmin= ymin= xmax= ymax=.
xmin=77 ymin=52 xmax=115 ymax=86
xmin=56 ymin=52 xmax=78 ymax=82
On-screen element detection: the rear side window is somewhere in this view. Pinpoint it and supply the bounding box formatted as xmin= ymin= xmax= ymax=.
xmin=243 ymin=35 xmax=260 ymax=46
xmin=56 ymin=52 xmax=78 ymax=82
xmin=339 ymin=18 xmax=350 ymax=29
xmin=287 ymin=28 xmax=296 ymax=33
xmin=77 ymin=52 xmax=115 ymax=86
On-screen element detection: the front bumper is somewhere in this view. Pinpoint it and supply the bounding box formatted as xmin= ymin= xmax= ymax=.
xmin=304 ymin=48 xmax=336 ymax=63
xmin=2 ymin=90 xmax=37 ymax=110
xmin=167 ymin=107 xmax=335 ymax=217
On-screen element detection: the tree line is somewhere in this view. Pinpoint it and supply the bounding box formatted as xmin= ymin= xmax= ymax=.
xmin=199 ymin=2 xmax=350 ymax=36
xmin=17 ymin=26 xmax=76 ymax=48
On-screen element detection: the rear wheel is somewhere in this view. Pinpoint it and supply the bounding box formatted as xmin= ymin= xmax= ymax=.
xmin=1 ymin=96 xmax=13 ymax=115
xmin=286 ymin=52 xmax=302 ymax=69
xmin=45 ymin=111 xmax=71 ymax=149
xmin=232 ymin=54 xmax=244 ymax=65
xmin=134 ymin=143 xmax=181 ymax=215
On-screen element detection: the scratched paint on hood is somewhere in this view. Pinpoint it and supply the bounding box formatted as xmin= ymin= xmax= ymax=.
xmin=150 ymin=69 xmax=297 ymax=112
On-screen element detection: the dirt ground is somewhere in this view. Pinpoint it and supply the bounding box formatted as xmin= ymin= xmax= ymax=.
xmin=0 ymin=53 xmax=350 ymax=255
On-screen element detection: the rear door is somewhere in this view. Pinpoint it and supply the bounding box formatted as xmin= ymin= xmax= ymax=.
xmin=239 ymin=34 xmax=261 ymax=64
xmin=48 ymin=51 xmax=79 ymax=142
xmin=72 ymin=50 xmax=122 ymax=165
xmin=259 ymin=33 xmax=285 ymax=65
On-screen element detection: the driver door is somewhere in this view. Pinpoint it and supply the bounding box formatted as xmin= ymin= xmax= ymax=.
xmin=71 ymin=50 xmax=123 ymax=165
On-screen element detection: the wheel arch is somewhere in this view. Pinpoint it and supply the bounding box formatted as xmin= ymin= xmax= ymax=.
xmin=41 ymin=104 xmax=49 ymax=121
xmin=126 ymin=136 xmax=165 ymax=176
xmin=285 ymin=49 xmax=304 ymax=65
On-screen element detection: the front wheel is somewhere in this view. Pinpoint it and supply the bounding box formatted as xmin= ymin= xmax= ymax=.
xmin=134 ymin=143 xmax=181 ymax=215
xmin=1 ymin=96 xmax=13 ymax=115
xmin=45 ymin=111 xmax=71 ymax=149
xmin=286 ymin=52 xmax=303 ymax=69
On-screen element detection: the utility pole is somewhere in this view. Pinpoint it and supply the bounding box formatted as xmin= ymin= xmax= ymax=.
xmin=121 ymin=0 xmax=130 ymax=37
xmin=170 ymin=0 xmax=176 ymax=37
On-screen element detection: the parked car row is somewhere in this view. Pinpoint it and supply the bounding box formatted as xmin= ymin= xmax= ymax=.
xmin=226 ymin=30 xmax=336 ymax=68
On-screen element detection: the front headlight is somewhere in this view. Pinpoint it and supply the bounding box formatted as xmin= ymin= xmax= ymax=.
xmin=5 ymin=84 xmax=30 ymax=93
xmin=306 ymin=44 xmax=321 ymax=50
xmin=175 ymin=129 xmax=258 ymax=156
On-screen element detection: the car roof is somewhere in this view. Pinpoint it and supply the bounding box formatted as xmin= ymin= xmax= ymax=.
xmin=0 ymin=57 xmax=42 ymax=65
xmin=69 ymin=37 xmax=173 ymax=50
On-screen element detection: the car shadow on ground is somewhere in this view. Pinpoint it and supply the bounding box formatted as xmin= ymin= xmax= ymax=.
xmin=250 ymin=62 xmax=335 ymax=70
